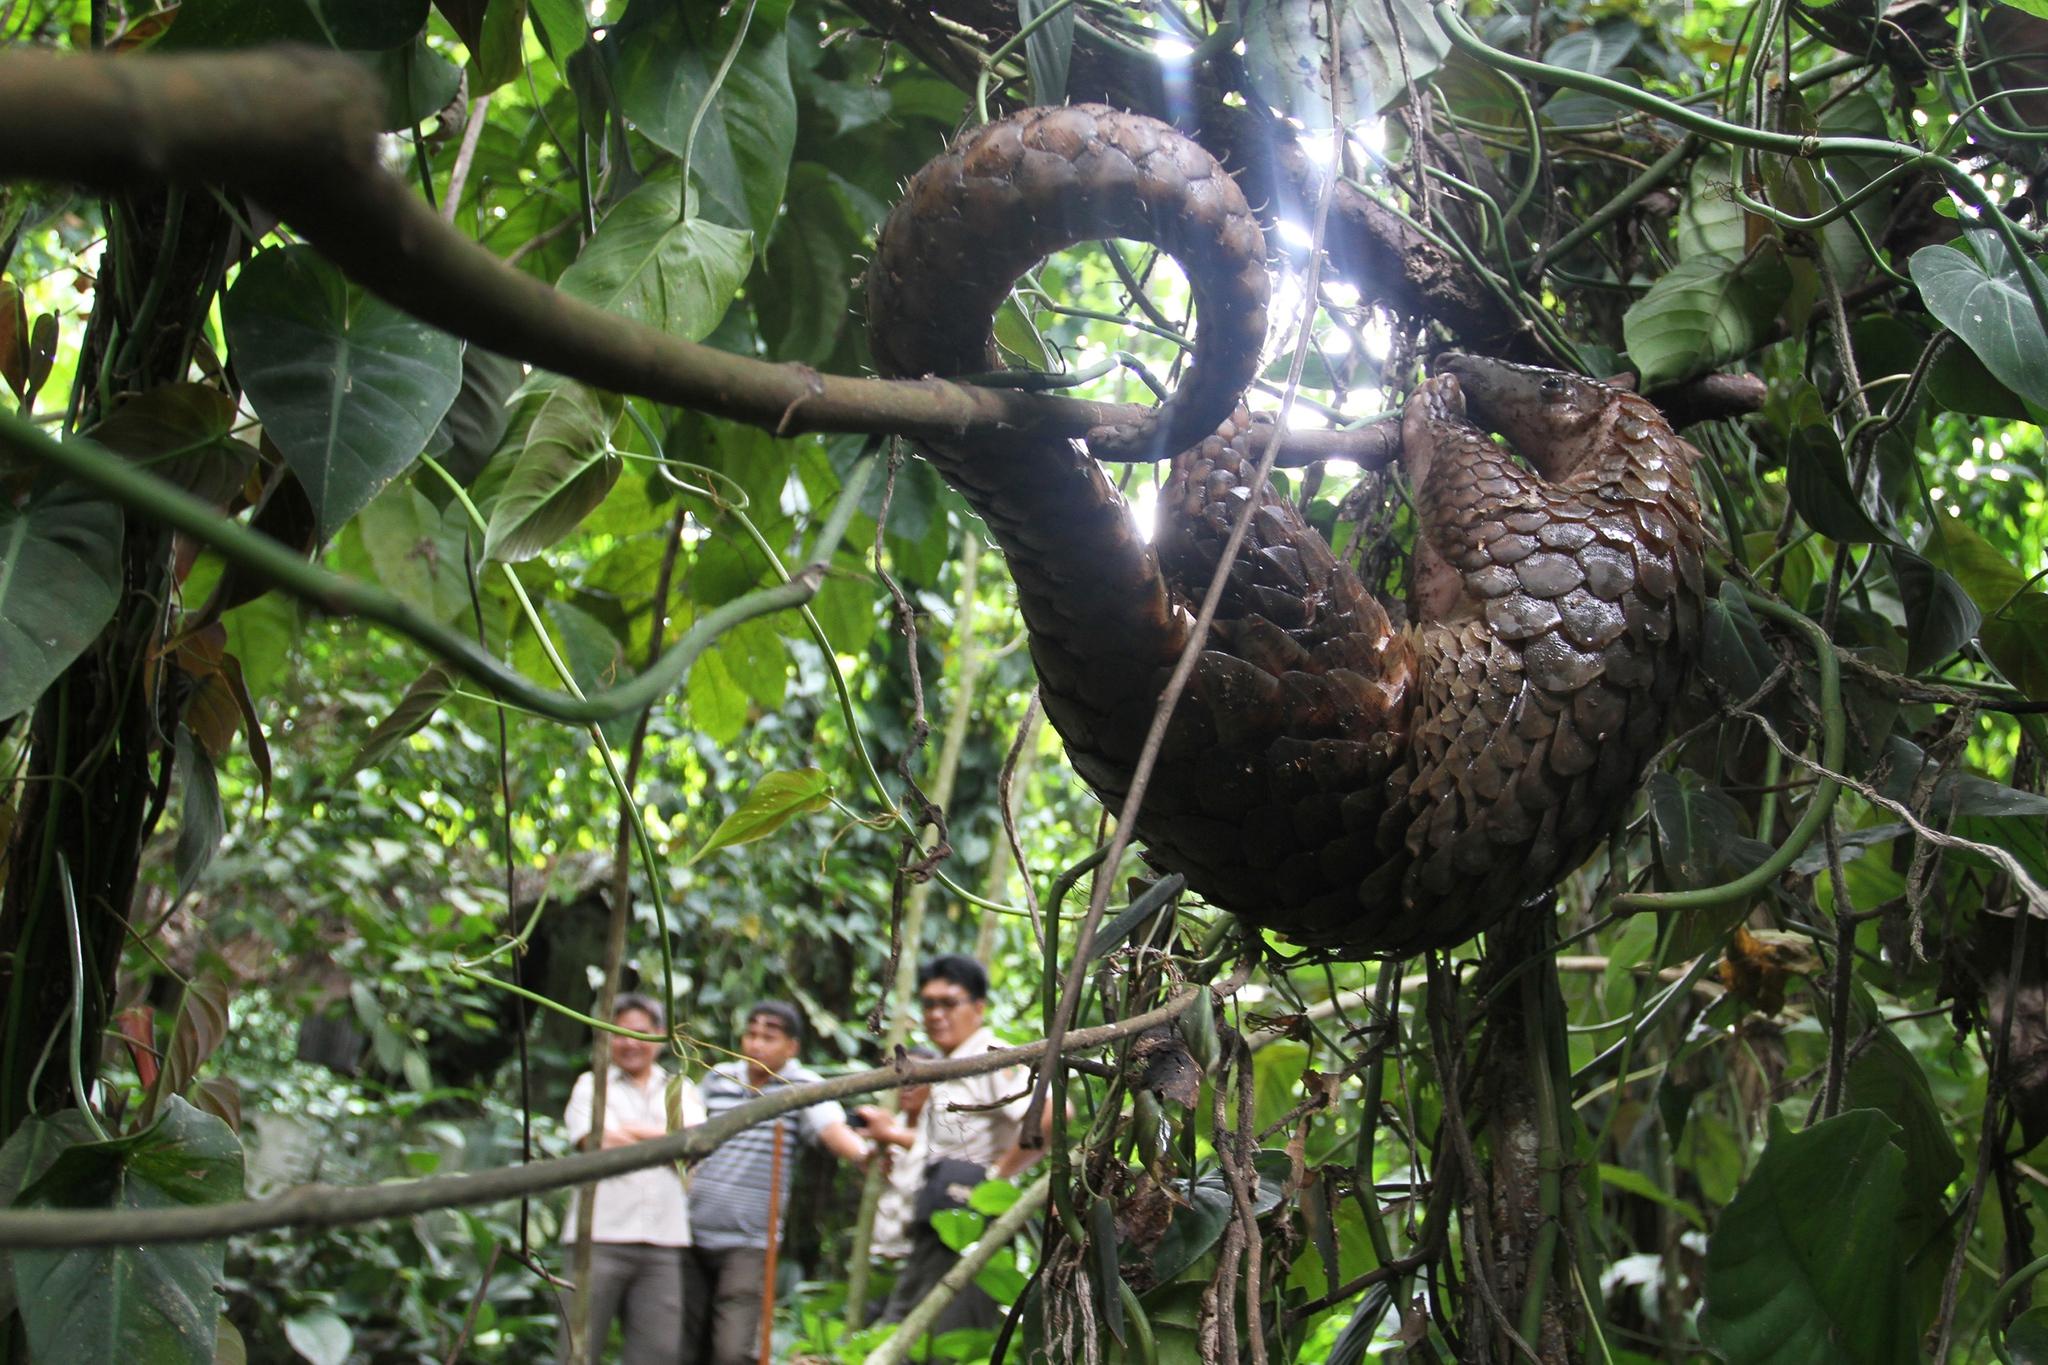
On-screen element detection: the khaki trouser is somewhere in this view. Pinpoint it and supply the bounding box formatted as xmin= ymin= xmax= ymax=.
xmin=557 ymin=1242 xmax=684 ymax=1365
xmin=679 ymin=1245 xmax=769 ymax=1365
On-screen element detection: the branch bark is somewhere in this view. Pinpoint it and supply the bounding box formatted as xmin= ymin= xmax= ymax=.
xmin=0 ymin=48 xmax=1397 ymax=464
xmin=0 ymin=48 xmax=1754 ymax=483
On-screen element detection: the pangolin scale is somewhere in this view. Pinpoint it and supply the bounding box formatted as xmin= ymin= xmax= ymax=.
xmin=866 ymin=105 xmax=1707 ymax=956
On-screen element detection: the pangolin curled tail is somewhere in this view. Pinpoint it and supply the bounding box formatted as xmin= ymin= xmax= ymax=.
xmin=867 ymin=105 xmax=1708 ymax=956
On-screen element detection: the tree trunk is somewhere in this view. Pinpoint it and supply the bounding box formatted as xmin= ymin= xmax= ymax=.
xmin=0 ymin=188 xmax=236 ymax=1136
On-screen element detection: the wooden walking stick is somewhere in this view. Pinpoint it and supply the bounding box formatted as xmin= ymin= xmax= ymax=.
xmin=758 ymin=1118 xmax=786 ymax=1365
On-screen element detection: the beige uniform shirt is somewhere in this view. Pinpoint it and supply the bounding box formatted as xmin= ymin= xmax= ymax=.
xmin=563 ymin=1065 xmax=706 ymax=1246
xmin=909 ymin=1026 xmax=1032 ymax=1176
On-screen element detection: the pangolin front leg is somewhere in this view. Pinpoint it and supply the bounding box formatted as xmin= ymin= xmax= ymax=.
xmin=866 ymin=107 xmax=1709 ymax=956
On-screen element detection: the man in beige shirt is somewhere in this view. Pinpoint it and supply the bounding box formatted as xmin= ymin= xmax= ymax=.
xmin=869 ymin=954 xmax=1054 ymax=1337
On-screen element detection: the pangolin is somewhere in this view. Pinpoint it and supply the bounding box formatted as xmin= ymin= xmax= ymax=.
xmin=865 ymin=105 xmax=1707 ymax=955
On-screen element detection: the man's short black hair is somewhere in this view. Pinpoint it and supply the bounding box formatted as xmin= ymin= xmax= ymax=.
xmin=746 ymin=1000 xmax=804 ymax=1041
xmin=917 ymin=954 xmax=989 ymax=1002
xmin=612 ymin=993 xmax=666 ymax=1032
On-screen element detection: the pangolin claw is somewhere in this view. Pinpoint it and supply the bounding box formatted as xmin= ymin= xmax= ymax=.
xmin=867 ymin=107 xmax=1708 ymax=956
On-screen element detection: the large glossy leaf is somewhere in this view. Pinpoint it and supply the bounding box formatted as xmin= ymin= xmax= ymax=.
xmin=1909 ymin=230 xmax=2048 ymax=409
xmin=1678 ymin=154 xmax=1747 ymax=261
xmin=14 ymin=1098 xmax=244 ymax=1365
xmin=1927 ymin=338 xmax=2029 ymax=418
xmin=555 ymin=173 xmax=753 ymax=341
xmin=1144 ymin=1175 xmax=1233 ymax=1286
xmin=1920 ymin=518 xmax=2048 ymax=698
xmin=717 ymin=616 xmax=790 ymax=712
xmin=482 ymin=380 xmax=622 ymax=562
xmin=511 ymin=595 xmax=627 ymax=701
xmin=686 ymin=647 xmax=750 ymax=744
xmin=604 ymin=3 xmax=796 ymax=241
xmin=223 ymin=246 xmax=462 ymax=539
xmin=1700 ymin=581 xmax=1777 ymax=701
xmin=528 ymin=0 xmax=587 ymax=56
xmin=0 ymin=1109 xmax=100 ymax=1324
xmin=1243 ymin=0 xmax=1450 ymax=122
xmin=362 ymin=35 xmax=462 ymax=130
xmin=1842 ymin=1007 xmax=1959 ymax=1211
xmin=1623 ymin=250 xmax=1790 ymax=389
xmin=425 ymin=347 xmax=525 ymax=486
xmin=1874 ymin=736 xmax=2048 ymax=819
xmin=812 ymin=567 xmax=878 ymax=654
xmin=1785 ymin=425 xmax=1888 ymax=544
xmin=1542 ymin=19 xmax=1639 ymax=78
xmin=0 ymin=482 xmax=122 ymax=722
xmin=1700 ymin=1110 xmax=1914 ymax=1365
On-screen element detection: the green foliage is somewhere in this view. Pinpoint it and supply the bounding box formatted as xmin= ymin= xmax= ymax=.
xmin=686 ymin=767 xmax=833 ymax=864
xmin=1622 ymin=251 xmax=1791 ymax=389
xmin=554 ymin=173 xmax=755 ymax=340
xmin=1911 ymin=231 xmax=2048 ymax=410
xmin=0 ymin=483 xmax=121 ymax=720
xmin=12 ymin=1100 xmax=243 ymax=1365
xmin=1700 ymin=1110 xmax=1916 ymax=1365
xmin=222 ymin=246 xmax=463 ymax=538
xmin=7 ymin=0 xmax=2048 ymax=1360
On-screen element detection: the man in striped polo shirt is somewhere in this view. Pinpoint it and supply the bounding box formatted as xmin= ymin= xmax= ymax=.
xmin=681 ymin=1001 xmax=870 ymax=1365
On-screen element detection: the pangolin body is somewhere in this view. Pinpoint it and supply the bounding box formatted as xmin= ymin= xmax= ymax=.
xmin=866 ymin=105 xmax=1707 ymax=955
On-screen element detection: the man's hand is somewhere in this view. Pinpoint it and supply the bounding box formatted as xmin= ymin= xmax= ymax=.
xmin=853 ymin=1105 xmax=916 ymax=1150
xmin=820 ymin=1119 xmax=877 ymax=1167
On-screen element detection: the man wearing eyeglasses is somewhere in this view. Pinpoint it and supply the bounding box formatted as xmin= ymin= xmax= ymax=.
xmin=864 ymin=953 xmax=1054 ymax=1337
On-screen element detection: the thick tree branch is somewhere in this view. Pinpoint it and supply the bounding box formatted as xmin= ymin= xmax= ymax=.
xmin=0 ymin=48 xmax=1399 ymax=465
xmin=0 ymin=990 xmax=1197 ymax=1249
xmin=0 ymin=48 xmax=1752 ymax=474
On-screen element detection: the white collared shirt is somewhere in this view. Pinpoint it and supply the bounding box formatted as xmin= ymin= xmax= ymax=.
xmin=563 ymin=1064 xmax=705 ymax=1246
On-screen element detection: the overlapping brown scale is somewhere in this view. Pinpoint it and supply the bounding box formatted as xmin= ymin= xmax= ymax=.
xmin=869 ymin=110 xmax=1707 ymax=956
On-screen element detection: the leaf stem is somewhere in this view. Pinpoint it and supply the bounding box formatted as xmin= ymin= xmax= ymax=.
xmin=1615 ymin=589 xmax=1842 ymax=911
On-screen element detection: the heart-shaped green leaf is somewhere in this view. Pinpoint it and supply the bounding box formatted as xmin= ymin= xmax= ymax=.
xmin=83 ymin=384 xmax=257 ymax=506
xmin=556 ymin=174 xmax=753 ymax=341
xmin=1889 ymin=548 xmax=1981 ymax=672
xmin=1909 ymin=230 xmax=2048 ymax=409
xmin=604 ymin=4 xmax=795 ymax=241
xmin=356 ymin=482 xmax=475 ymax=622
xmin=224 ymin=246 xmax=462 ymax=540
xmin=1785 ymin=424 xmax=1888 ymax=544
